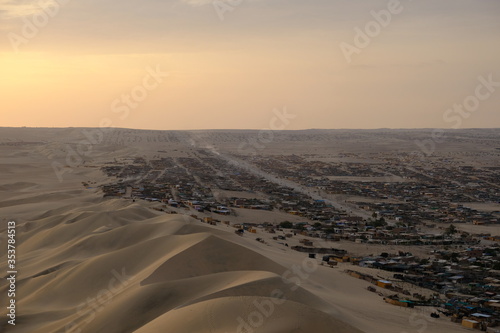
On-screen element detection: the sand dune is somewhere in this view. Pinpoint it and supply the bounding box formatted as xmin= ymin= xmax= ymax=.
xmin=1 ymin=128 xmax=482 ymax=333
xmin=134 ymin=297 xmax=360 ymax=333
xmin=0 ymin=182 xmax=39 ymax=192
xmin=0 ymin=198 xmax=364 ymax=333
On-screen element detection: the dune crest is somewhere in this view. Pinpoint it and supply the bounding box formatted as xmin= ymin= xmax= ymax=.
xmin=1 ymin=199 xmax=362 ymax=333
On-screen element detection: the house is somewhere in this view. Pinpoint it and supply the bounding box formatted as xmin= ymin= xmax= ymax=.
xmin=462 ymin=319 xmax=479 ymax=329
xmin=377 ymin=280 xmax=393 ymax=288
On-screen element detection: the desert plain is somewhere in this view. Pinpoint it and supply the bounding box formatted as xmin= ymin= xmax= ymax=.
xmin=1 ymin=127 xmax=499 ymax=333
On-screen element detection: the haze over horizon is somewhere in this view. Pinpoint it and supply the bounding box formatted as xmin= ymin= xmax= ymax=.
xmin=1 ymin=0 xmax=499 ymax=130
xmin=3 ymin=126 xmax=500 ymax=132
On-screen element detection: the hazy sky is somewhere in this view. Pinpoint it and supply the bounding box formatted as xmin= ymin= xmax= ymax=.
xmin=1 ymin=0 xmax=499 ymax=130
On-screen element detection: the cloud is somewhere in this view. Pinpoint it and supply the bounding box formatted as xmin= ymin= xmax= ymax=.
xmin=0 ymin=0 xmax=58 ymax=19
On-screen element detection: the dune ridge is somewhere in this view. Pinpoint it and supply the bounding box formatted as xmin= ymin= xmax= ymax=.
xmin=0 ymin=198 xmax=363 ymax=333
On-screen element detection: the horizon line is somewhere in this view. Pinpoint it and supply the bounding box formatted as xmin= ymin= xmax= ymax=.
xmin=1 ymin=126 xmax=500 ymax=131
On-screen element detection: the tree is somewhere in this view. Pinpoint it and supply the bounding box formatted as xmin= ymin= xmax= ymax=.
xmin=295 ymin=224 xmax=305 ymax=231
xmin=445 ymin=224 xmax=457 ymax=235
xmin=419 ymin=258 xmax=430 ymax=265
xmin=325 ymin=227 xmax=336 ymax=234
xmin=279 ymin=221 xmax=293 ymax=229
xmin=370 ymin=217 xmax=388 ymax=228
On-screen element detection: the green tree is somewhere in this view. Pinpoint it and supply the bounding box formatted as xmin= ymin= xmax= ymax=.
xmin=420 ymin=258 xmax=430 ymax=265
xmin=445 ymin=224 xmax=457 ymax=235
xmin=370 ymin=217 xmax=387 ymax=228
xmin=313 ymin=222 xmax=323 ymax=229
xmin=279 ymin=221 xmax=293 ymax=229
xmin=295 ymin=224 xmax=305 ymax=231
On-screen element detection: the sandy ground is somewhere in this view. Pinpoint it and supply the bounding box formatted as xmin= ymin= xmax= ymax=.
xmin=458 ymin=202 xmax=500 ymax=213
xmin=1 ymin=128 xmax=494 ymax=333
xmin=186 ymin=221 xmax=467 ymax=333
xmin=0 ymin=154 xmax=362 ymax=333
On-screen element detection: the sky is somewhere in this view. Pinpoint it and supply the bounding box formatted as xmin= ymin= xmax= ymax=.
xmin=1 ymin=0 xmax=499 ymax=130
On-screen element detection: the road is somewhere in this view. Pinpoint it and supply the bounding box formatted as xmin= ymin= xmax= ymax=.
xmin=216 ymin=153 xmax=372 ymax=219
